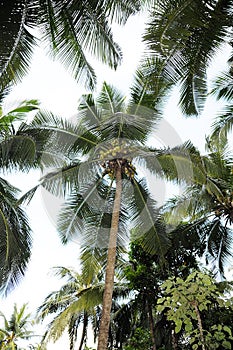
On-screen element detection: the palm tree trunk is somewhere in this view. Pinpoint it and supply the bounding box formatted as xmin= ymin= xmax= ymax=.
xmin=171 ymin=328 xmax=178 ymax=350
xmin=97 ymin=165 xmax=122 ymax=350
xmin=192 ymin=301 xmax=206 ymax=350
xmin=147 ymin=301 xmax=157 ymax=350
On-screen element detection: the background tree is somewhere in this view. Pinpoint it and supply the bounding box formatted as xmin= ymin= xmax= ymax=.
xmin=157 ymin=270 xmax=233 ymax=350
xmin=0 ymin=304 xmax=34 ymax=349
xmin=112 ymin=222 xmax=204 ymax=350
xmin=37 ymin=266 xmax=103 ymax=350
xmin=163 ymin=139 xmax=233 ymax=276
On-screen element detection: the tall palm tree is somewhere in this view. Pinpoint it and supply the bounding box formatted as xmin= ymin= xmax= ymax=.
xmin=18 ymin=66 xmax=193 ymax=348
xmin=0 ymin=0 xmax=144 ymax=94
xmin=142 ymin=0 xmax=233 ymax=115
xmin=0 ymin=304 xmax=34 ymax=349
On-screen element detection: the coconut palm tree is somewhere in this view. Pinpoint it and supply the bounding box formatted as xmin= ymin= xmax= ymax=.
xmin=164 ymin=139 xmax=233 ymax=276
xmin=37 ymin=266 xmax=104 ymax=350
xmin=143 ymin=0 xmax=233 ymax=115
xmin=0 ymin=0 xmax=144 ymax=94
xmin=17 ymin=63 xmax=196 ymax=348
xmin=0 ymin=304 xmax=34 ymax=349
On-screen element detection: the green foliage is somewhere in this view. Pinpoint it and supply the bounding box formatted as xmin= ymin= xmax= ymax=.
xmin=123 ymin=327 xmax=152 ymax=350
xmin=0 ymin=100 xmax=38 ymax=134
xmin=0 ymin=304 xmax=35 ymax=349
xmin=143 ymin=0 xmax=233 ymax=116
xmin=157 ymin=270 xmax=233 ymax=349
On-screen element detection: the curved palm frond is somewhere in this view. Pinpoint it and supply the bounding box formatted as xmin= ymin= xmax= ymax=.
xmin=211 ymin=68 xmax=233 ymax=101
xmin=0 ymin=0 xmax=36 ymax=93
xmin=210 ymin=105 xmax=233 ymax=144
xmin=162 ymin=140 xmax=233 ymax=276
xmin=143 ymin=0 xmax=233 ymax=115
xmin=105 ymin=0 xmax=142 ymax=25
xmin=0 ymin=0 xmax=142 ymax=91
xmin=123 ymin=178 xmax=169 ymax=256
xmin=204 ymin=219 xmax=233 ymax=275
xmin=0 ymin=178 xmax=32 ymax=296
xmin=129 ymin=57 xmax=174 ymax=114
xmin=37 ymin=266 xmax=104 ymax=349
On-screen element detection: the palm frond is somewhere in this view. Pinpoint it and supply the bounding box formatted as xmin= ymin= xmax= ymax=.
xmin=143 ymin=0 xmax=233 ymax=115
xmin=28 ymin=110 xmax=99 ymax=158
xmin=123 ymin=178 xmax=170 ymax=256
xmin=0 ymin=1 xmax=37 ymax=91
xmin=105 ymin=0 xmax=141 ymax=25
xmin=200 ymin=218 xmax=233 ymax=276
xmin=0 ymin=134 xmax=37 ymax=171
xmin=163 ymin=188 xmax=214 ymax=224
xmin=40 ymin=286 xmax=103 ymax=344
xmin=97 ymin=82 xmax=126 ymax=116
xmin=210 ymin=105 xmax=233 ymax=144
xmin=58 ymin=176 xmax=106 ymax=243
xmin=39 ymin=160 xmax=86 ymax=198
xmin=140 ymin=141 xmax=207 ymax=186
xmin=78 ymin=93 xmax=102 ymax=129
xmin=0 ymin=177 xmax=32 ymax=296
xmin=129 ymin=57 xmax=174 ymax=112
xmin=38 ymin=1 xmax=122 ymax=88
xmin=211 ymin=68 xmax=233 ymax=101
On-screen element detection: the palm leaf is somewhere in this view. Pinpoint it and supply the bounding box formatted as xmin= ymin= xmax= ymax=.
xmin=0 ymin=178 xmax=32 ymax=296
xmin=139 ymin=141 xmax=206 ymax=186
xmin=143 ymin=0 xmax=233 ymax=115
xmin=210 ymin=105 xmax=233 ymax=144
xmin=129 ymin=57 xmax=174 ymax=112
xmin=200 ymin=218 xmax=233 ymax=276
xmin=38 ymin=0 xmax=122 ymax=88
xmin=211 ymin=68 xmax=233 ymax=101
xmin=27 ymin=110 xmax=99 ymax=158
xmin=105 ymin=0 xmax=142 ymax=25
xmin=123 ymin=178 xmax=170 ymax=255
xmin=0 ymin=1 xmax=36 ymax=92
xmin=97 ymin=82 xmax=126 ymax=116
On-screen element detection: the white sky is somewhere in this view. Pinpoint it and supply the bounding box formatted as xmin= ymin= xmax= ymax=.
xmin=0 ymin=10 xmax=233 ymax=349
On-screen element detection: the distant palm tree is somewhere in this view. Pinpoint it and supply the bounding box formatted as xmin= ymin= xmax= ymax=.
xmin=0 ymin=0 xmax=143 ymax=94
xmin=143 ymin=0 xmax=233 ymax=115
xmin=37 ymin=266 xmax=104 ymax=350
xmin=0 ymin=304 xmax=33 ymax=349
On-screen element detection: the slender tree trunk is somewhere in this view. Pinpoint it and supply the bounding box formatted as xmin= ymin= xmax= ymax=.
xmin=171 ymin=328 xmax=178 ymax=350
xmin=78 ymin=312 xmax=88 ymax=350
xmin=192 ymin=301 xmax=206 ymax=350
xmin=147 ymin=301 xmax=157 ymax=350
xmin=97 ymin=165 xmax=122 ymax=350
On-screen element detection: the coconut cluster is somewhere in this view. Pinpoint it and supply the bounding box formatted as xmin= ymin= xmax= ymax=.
xmin=99 ymin=139 xmax=133 ymax=161
xmin=102 ymin=158 xmax=137 ymax=181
